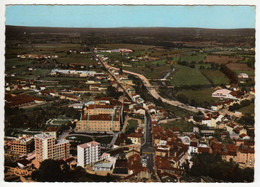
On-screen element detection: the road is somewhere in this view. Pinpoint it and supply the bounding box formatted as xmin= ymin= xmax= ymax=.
xmin=141 ymin=110 xmax=155 ymax=173
xmin=107 ymin=66 xmax=199 ymax=113
xmin=92 ymin=51 xmax=133 ymax=102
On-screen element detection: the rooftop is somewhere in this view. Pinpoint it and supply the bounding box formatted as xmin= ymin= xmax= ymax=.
xmin=78 ymin=141 xmax=100 ymax=149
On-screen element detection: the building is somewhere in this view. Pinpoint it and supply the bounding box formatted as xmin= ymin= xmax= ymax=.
xmin=34 ymin=134 xmax=70 ymax=162
xmin=212 ymin=89 xmax=231 ymax=98
xmin=77 ymin=141 xmax=100 ymax=167
xmin=127 ymin=133 xmax=142 ymax=145
xmin=75 ymin=101 xmax=121 ymax=132
xmin=75 ymin=114 xmax=120 ymax=132
xmin=238 ymin=73 xmax=249 ymax=79
xmin=10 ymin=136 xmax=34 ymax=155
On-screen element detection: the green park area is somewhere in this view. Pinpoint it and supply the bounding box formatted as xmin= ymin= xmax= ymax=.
xmin=125 ymin=119 xmax=138 ymax=134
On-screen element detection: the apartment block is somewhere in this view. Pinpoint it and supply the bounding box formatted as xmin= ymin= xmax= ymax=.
xmin=10 ymin=136 xmax=34 ymax=155
xmin=34 ymin=134 xmax=70 ymax=162
xmin=77 ymin=141 xmax=101 ymax=167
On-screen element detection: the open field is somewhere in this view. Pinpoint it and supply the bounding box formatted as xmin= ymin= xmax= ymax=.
xmin=238 ymin=103 xmax=254 ymax=115
xmin=234 ymin=70 xmax=255 ymax=77
xmin=124 ymin=63 xmax=172 ymax=79
xmin=170 ymin=64 xmax=210 ymax=86
xmin=203 ymin=55 xmax=242 ymax=64
xmin=201 ymin=69 xmax=230 ymax=85
xmin=172 ymin=53 xmax=206 ymax=63
xmin=226 ymin=63 xmax=253 ymax=71
xmin=176 ymin=88 xmax=218 ymax=105
xmin=97 ymin=43 xmax=156 ymax=50
xmin=5 ymin=58 xmax=33 ymax=68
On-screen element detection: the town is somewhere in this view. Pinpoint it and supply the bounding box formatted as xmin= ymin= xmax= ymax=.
xmin=4 ymin=24 xmax=255 ymax=183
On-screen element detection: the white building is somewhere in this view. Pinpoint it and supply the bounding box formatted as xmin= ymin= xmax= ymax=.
xmin=212 ymin=89 xmax=231 ymax=98
xmin=77 ymin=141 xmax=100 ymax=167
xmin=238 ymin=73 xmax=249 ymax=79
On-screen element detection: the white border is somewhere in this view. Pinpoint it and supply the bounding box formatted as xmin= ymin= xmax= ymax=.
xmin=0 ymin=1 xmax=259 ymax=187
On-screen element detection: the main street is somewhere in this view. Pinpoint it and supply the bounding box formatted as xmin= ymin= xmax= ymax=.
xmin=141 ymin=110 xmax=154 ymax=173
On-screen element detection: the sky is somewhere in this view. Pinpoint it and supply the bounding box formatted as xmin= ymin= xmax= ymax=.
xmin=6 ymin=5 xmax=255 ymax=29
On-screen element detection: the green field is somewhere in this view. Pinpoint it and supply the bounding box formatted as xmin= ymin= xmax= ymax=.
xmin=5 ymin=58 xmax=33 ymax=68
xmin=238 ymin=103 xmax=255 ymax=115
xmin=125 ymin=119 xmax=138 ymax=134
xmin=124 ymin=62 xmax=172 ymax=79
xmin=172 ymin=53 xmax=207 ymax=63
xmin=170 ymin=64 xmax=210 ymax=86
xmin=234 ymin=70 xmax=255 ymax=77
xmin=202 ymin=70 xmax=230 ymax=85
xmin=176 ymin=88 xmax=218 ymax=105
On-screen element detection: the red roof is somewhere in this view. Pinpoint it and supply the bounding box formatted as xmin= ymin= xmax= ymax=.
xmin=127 ymin=133 xmax=142 ymax=138
xmin=198 ymin=147 xmax=210 ymax=153
xmin=82 ymin=114 xmax=119 ymax=121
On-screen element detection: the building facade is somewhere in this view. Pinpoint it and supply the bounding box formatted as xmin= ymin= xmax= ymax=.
xmin=77 ymin=141 xmax=101 ymax=167
xmin=10 ymin=136 xmax=34 ymax=155
xmin=34 ymin=134 xmax=70 ymax=162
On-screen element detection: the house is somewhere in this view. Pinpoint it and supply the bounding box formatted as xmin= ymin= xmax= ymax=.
xmin=93 ymin=156 xmax=117 ymax=171
xmin=188 ymin=142 xmax=198 ymax=155
xmin=127 ymin=133 xmax=142 ymax=145
xmin=148 ymin=105 xmax=156 ymax=114
xmin=238 ymin=73 xmax=249 ymax=79
xmin=132 ymin=93 xmax=140 ymax=102
xmin=211 ymin=102 xmax=223 ymax=111
xmin=236 ymin=146 xmax=254 ymax=168
xmin=201 ymin=112 xmax=223 ymax=128
xmin=133 ymin=106 xmax=145 ymax=115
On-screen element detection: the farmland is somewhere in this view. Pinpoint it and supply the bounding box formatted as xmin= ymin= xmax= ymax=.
xmin=203 ymin=54 xmax=242 ymax=64
xmin=201 ymin=69 xmax=230 ymax=85
xmin=169 ymin=64 xmax=210 ymax=86
xmin=226 ymin=63 xmax=253 ymax=71
xmin=175 ymin=88 xmax=218 ymax=106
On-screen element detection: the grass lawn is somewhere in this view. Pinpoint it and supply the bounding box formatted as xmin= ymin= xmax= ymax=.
xmin=125 ymin=119 xmax=138 ymax=134
xmin=176 ymin=88 xmax=218 ymax=105
xmin=202 ymin=69 xmax=230 ymax=85
xmin=160 ymin=119 xmax=194 ymax=132
xmin=238 ymin=103 xmax=255 ymax=115
xmin=95 ymin=136 xmax=113 ymax=144
xmin=172 ymin=53 xmax=207 ymax=63
xmin=170 ymin=64 xmax=210 ymax=86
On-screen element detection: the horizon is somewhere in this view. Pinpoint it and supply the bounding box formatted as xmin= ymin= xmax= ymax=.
xmin=5 ymin=25 xmax=255 ymax=30
xmin=6 ymin=5 xmax=255 ymax=29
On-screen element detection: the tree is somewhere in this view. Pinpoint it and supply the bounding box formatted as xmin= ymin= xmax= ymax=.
xmin=36 ymin=159 xmax=63 ymax=182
